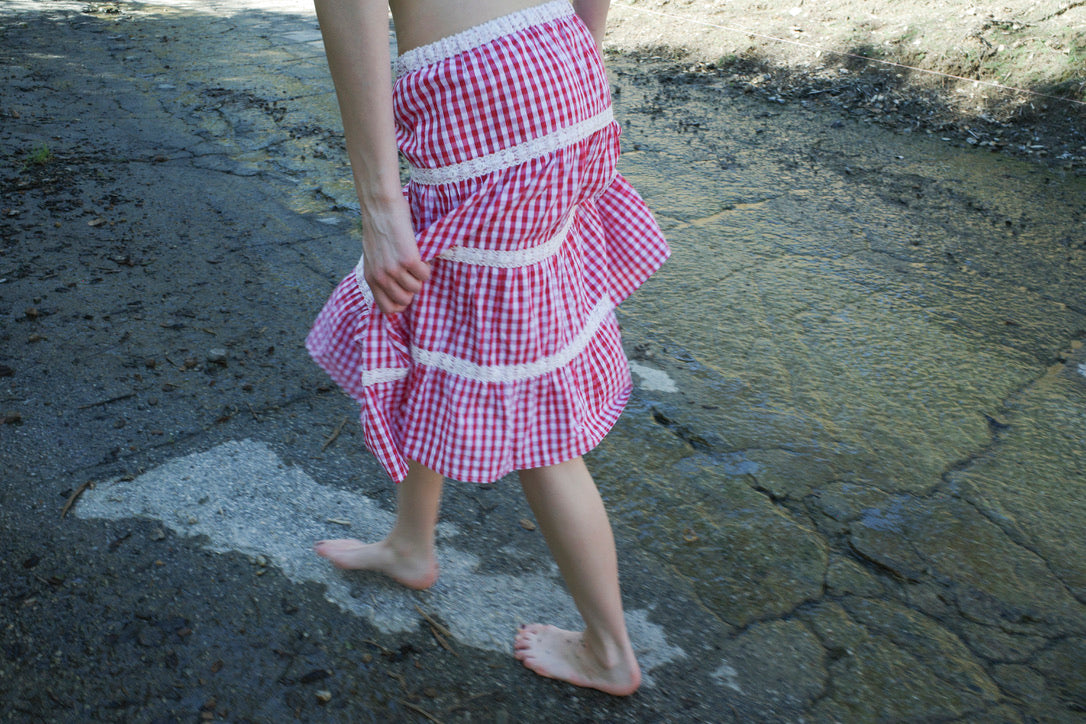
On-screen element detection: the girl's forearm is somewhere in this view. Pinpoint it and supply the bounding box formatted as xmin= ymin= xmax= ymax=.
xmin=313 ymin=0 xmax=401 ymax=207
xmin=572 ymin=0 xmax=609 ymax=48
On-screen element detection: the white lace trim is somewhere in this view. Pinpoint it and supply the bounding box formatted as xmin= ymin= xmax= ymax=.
xmin=410 ymin=107 xmax=614 ymax=186
xmin=362 ymin=366 xmax=409 ymax=386
xmin=352 ymin=263 xmax=374 ymax=303
xmin=437 ymin=211 xmax=576 ymax=268
xmin=395 ymin=0 xmax=574 ymax=77
xmin=413 ymin=297 xmax=613 ymax=383
xmin=353 ymin=207 xmax=574 ymax=278
xmin=361 ymin=296 xmax=614 ymax=387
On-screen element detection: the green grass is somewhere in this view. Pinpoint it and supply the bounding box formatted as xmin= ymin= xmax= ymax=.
xmin=23 ymin=142 xmax=54 ymax=169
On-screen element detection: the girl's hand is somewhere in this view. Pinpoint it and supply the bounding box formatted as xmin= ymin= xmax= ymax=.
xmin=360 ymin=196 xmax=431 ymax=315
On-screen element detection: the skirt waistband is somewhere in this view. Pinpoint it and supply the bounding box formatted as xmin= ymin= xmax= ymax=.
xmin=394 ymin=0 xmax=575 ymax=77
xmin=392 ymin=1 xmax=611 ymax=184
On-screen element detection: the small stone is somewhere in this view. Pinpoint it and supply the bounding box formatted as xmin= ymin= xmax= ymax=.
xmin=518 ymin=518 xmax=536 ymax=531
xmin=207 ymin=349 xmax=228 ymax=365
xmin=315 ymin=690 xmax=332 ymax=704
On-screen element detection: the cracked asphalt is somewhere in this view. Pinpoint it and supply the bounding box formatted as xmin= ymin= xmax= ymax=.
xmin=2 ymin=1 xmax=1085 ymax=721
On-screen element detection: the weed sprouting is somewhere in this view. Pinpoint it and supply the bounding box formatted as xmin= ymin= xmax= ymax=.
xmin=23 ymin=142 xmax=54 ymax=169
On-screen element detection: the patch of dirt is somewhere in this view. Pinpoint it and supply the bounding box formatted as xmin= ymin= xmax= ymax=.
xmin=606 ymin=1 xmax=1086 ymax=171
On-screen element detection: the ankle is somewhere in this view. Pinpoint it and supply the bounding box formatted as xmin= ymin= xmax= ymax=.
xmin=385 ymin=531 xmax=434 ymax=562
xmin=583 ymin=628 xmax=634 ymax=670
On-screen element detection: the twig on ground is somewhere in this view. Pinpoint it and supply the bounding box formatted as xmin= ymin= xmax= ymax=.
xmin=77 ymin=392 xmax=135 ymax=409
xmin=387 ymin=670 xmax=409 ymax=693
xmin=414 ymin=606 xmax=457 ymax=655
xmin=60 ymin=480 xmax=94 ymax=518
xmin=363 ymin=638 xmax=393 ymax=655
xmin=399 ymin=699 xmax=443 ymax=724
xmin=428 ymin=624 xmax=456 ymax=655
xmin=322 ymin=416 xmax=349 ymax=451
xmin=443 ymin=691 xmax=499 ymax=713
xmin=414 ymin=606 xmax=452 ymax=638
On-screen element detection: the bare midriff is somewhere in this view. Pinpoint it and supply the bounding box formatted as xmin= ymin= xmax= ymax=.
xmin=388 ymin=0 xmax=550 ymax=54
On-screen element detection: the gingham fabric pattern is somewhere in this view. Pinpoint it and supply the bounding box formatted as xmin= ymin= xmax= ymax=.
xmin=306 ymin=1 xmax=669 ymax=483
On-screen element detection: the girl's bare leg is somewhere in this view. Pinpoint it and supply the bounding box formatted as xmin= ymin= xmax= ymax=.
xmin=314 ymin=460 xmax=443 ymax=590
xmin=514 ymin=457 xmax=641 ymax=696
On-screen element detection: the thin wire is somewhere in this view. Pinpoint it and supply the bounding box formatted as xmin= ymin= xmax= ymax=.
xmin=612 ymin=2 xmax=1086 ymax=107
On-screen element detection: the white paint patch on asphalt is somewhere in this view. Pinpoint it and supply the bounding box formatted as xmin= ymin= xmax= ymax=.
xmin=711 ymin=660 xmax=744 ymax=693
xmin=74 ymin=439 xmax=684 ymax=679
xmin=629 ymin=361 xmax=678 ymax=393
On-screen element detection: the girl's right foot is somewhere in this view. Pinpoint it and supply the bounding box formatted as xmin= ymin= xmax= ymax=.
xmin=314 ymin=538 xmax=439 ymax=590
xmin=513 ymin=624 xmax=641 ymax=696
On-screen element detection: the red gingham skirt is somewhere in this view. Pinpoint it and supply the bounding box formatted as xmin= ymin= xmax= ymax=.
xmin=306 ymin=1 xmax=669 ymax=483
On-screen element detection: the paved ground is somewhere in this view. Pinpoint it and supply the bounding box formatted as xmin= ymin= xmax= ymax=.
xmin=2 ymin=1 xmax=1085 ymax=722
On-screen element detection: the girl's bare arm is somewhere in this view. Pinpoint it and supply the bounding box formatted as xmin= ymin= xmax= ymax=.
xmin=572 ymin=0 xmax=609 ymax=49
xmin=313 ymin=0 xmax=429 ymax=315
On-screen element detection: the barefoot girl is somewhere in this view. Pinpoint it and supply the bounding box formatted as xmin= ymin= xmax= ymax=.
xmin=306 ymin=0 xmax=669 ymax=695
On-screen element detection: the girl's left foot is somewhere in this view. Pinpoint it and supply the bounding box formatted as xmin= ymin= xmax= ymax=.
xmin=513 ymin=624 xmax=641 ymax=696
xmin=314 ymin=538 xmax=438 ymax=590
